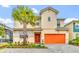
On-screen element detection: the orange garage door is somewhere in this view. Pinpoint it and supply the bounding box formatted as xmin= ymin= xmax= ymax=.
xmin=45 ymin=34 xmax=65 ymax=44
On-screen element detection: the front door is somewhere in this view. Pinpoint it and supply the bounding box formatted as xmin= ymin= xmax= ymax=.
xmin=35 ymin=33 xmax=40 ymax=43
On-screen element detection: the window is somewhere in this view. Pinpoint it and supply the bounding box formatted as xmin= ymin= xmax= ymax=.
xmin=36 ymin=22 xmax=39 ymax=26
xmin=20 ymin=33 xmax=28 ymax=38
xmin=57 ymin=20 xmax=60 ymax=27
xmin=48 ymin=17 xmax=51 ymax=21
xmin=57 ymin=23 xmax=60 ymax=27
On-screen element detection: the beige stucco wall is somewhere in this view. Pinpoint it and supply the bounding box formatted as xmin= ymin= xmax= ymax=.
xmin=65 ymin=23 xmax=75 ymax=40
xmin=13 ymin=31 xmax=23 ymax=42
xmin=14 ymin=21 xmax=23 ymax=28
xmin=14 ymin=21 xmax=34 ymax=29
xmin=13 ymin=30 xmax=35 ymax=43
xmin=60 ymin=20 xmax=64 ymax=27
xmin=41 ymin=29 xmax=69 ymax=44
xmin=13 ymin=30 xmax=69 ymax=44
xmin=14 ymin=20 xmax=41 ymax=29
xmin=41 ymin=10 xmax=57 ymax=29
xmin=27 ymin=31 xmax=34 ymax=43
xmin=13 ymin=20 xmax=40 ymax=43
xmin=34 ymin=20 xmax=41 ymax=28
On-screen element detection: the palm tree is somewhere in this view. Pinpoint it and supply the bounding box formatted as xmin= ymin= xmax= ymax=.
xmin=12 ymin=6 xmax=37 ymax=45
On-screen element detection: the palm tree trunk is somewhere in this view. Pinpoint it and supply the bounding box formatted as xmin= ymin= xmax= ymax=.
xmin=23 ymin=22 xmax=27 ymax=45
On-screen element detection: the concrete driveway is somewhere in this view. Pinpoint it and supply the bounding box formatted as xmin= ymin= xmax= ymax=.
xmin=46 ymin=44 xmax=79 ymax=53
xmin=1 ymin=44 xmax=79 ymax=53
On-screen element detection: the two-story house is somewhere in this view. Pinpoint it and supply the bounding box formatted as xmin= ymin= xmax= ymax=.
xmin=13 ymin=7 xmax=69 ymax=44
xmin=65 ymin=20 xmax=79 ymax=40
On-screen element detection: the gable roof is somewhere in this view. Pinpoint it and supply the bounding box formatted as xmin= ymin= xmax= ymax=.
xmin=14 ymin=28 xmax=42 ymax=31
xmin=0 ymin=23 xmax=13 ymax=31
xmin=56 ymin=27 xmax=68 ymax=31
xmin=40 ymin=7 xmax=59 ymax=15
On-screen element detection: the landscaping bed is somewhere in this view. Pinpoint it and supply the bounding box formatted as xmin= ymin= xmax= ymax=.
xmin=69 ymin=36 xmax=79 ymax=46
xmin=0 ymin=42 xmax=47 ymax=48
xmin=0 ymin=43 xmax=8 ymax=48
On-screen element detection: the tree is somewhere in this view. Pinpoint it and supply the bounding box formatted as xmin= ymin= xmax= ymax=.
xmin=0 ymin=24 xmax=5 ymax=38
xmin=12 ymin=6 xmax=37 ymax=45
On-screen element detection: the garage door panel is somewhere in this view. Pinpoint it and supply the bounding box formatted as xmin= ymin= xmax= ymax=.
xmin=45 ymin=34 xmax=65 ymax=44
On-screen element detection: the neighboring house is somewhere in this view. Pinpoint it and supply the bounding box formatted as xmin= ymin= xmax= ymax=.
xmin=5 ymin=26 xmax=13 ymax=42
xmin=13 ymin=7 xmax=69 ymax=44
xmin=0 ymin=24 xmax=13 ymax=42
xmin=65 ymin=20 xmax=79 ymax=40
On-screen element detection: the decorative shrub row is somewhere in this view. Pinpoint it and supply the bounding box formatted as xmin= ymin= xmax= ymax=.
xmin=0 ymin=42 xmax=47 ymax=48
xmin=0 ymin=43 xmax=9 ymax=48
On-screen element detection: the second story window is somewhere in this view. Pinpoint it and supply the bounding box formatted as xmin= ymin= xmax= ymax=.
xmin=57 ymin=20 xmax=60 ymax=27
xmin=48 ymin=17 xmax=51 ymax=22
xmin=57 ymin=23 xmax=60 ymax=27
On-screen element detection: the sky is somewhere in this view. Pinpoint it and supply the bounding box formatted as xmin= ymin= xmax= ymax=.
xmin=0 ymin=5 xmax=79 ymax=28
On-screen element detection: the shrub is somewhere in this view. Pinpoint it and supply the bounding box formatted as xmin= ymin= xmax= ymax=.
xmin=40 ymin=45 xmax=45 ymax=48
xmin=0 ymin=43 xmax=9 ymax=48
xmin=31 ymin=43 xmax=36 ymax=48
xmin=35 ymin=43 xmax=46 ymax=48
xmin=17 ymin=41 xmax=20 ymax=46
xmin=0 ymin=41 xmax=46 ymax=48
xmin=69 ymin=35 xmax=79 ymax=46
xmin=35 ymin=44 xmax=40 ymax=48
xmin=68 ymin=40 xmax=72 ymax=44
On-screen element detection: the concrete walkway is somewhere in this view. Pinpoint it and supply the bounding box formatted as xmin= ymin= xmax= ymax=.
xmin=2 ymin=48 xmax=51 ymax=53
xmin=1 ymin=44 xmax=79 ymax=53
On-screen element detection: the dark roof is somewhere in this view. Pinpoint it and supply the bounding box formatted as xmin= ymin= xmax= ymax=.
xmin=64 ymin=20 xmax=79 ymax=26
xmin=40 ymin=7 xmax=59 ymax=15
xmin=56 ymin=27 xmax=68 ymax=31
xmin=57 ymin=18 xmax=65 ymax=20
xmin=0 ymin=23 xmax=13 ymax=31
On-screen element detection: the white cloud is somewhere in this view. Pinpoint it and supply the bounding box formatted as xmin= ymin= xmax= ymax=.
xmin=1 ymin=4 xmax=10 ymax=8
xmin=0 ymin=18 xmax=14 ymax=28
xmin=31 ymin=8 xmax=38 ymax=14
xmin=65 ymin=18 xmax=78 ymax=24
xmin=0 ymin=18 xmax=13 ymax=24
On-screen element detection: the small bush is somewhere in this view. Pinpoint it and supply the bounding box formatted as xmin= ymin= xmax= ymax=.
xmin=31 ymin=43 xmax=36 ymax=48
xmin=69 ymin=40 xmax=72 ymax=44
xmin=17 ymin=41 xmax=20 ymax=46
xmin=0 ymin=43 xmax=9 ymax=48
xmin=69 ymin=36 xmax=79 ymax=46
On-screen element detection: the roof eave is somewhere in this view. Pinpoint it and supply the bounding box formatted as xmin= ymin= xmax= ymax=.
xmin=57 ymin=18 xmax=65 ymax=20
xmin=40 ymin=7 xmax=59 ymax=15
